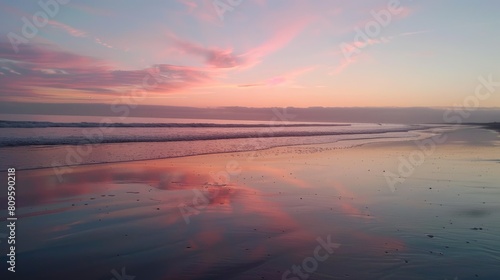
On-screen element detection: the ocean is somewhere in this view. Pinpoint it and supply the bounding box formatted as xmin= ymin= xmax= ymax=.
xmin=0 ymin=114 xmax=427 ymax=170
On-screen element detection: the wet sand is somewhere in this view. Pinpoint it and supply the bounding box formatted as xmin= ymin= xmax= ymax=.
xmin=1 ymin=126 xmax=499 ymax=280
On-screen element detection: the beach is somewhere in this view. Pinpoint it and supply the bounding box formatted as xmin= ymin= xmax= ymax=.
xmin=2 ymin=1 xmax=500 ymax=279
xmin=1 ymin=126 xmax=499 ymax=280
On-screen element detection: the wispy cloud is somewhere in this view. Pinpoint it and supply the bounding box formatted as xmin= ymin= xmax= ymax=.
xmin=329 ymin=38 xmax=384 ymax=75
xmin=241 ymin=13 xmax=313 ymax=66
xmin=48 ymin=20 xmax=87 ymax=37
xmin=168 ymin=34 xmax=243 ymax=68
xmin=238 ymin=66 xmax=316 ymax=88
xmin=46 ymin=19 xmax=121 ymax=50
xmin=329 ymin=57 xmax=357 ymax=75
xmin=94 ymin=37 xmax=114 ymax=49
xmin=166 ymin=17 xmax=309 ymax=70
xmin=176 ymin=0 xmax=198 ymax=13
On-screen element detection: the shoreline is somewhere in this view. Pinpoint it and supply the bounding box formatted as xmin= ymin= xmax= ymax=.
xmin=1 ymin=125 xmax=457 ymax=171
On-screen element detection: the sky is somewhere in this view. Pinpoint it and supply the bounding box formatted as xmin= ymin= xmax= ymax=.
xmin=0 ymin=0 xmax=500 ymax=110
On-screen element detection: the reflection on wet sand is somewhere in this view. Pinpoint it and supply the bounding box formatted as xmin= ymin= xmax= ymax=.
xmin=3 ymin=153 xmax=408 ymax=279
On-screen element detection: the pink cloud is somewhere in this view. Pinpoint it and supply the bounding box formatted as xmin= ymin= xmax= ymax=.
xmin=168 ymin=34 xmax=243 ymax=68
xmin=0 ymin=43 xmax=215 ymax=101
xmin=166 ymin=1 xmax=313 ymax=72
xmin=176 ymin=0 xmax=198 ymax=13
xmin=394 ymin=6 xmax=412 ymax=19
xmin=48 ymin=20 xmax=87 ymax=37
xmin=0 ymin=42 xmax=102 ymax=69
xmin=166 ymin=18 xmax=309 ymax=70
xmin=239 ymin=17 xmax=312 ymax=69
